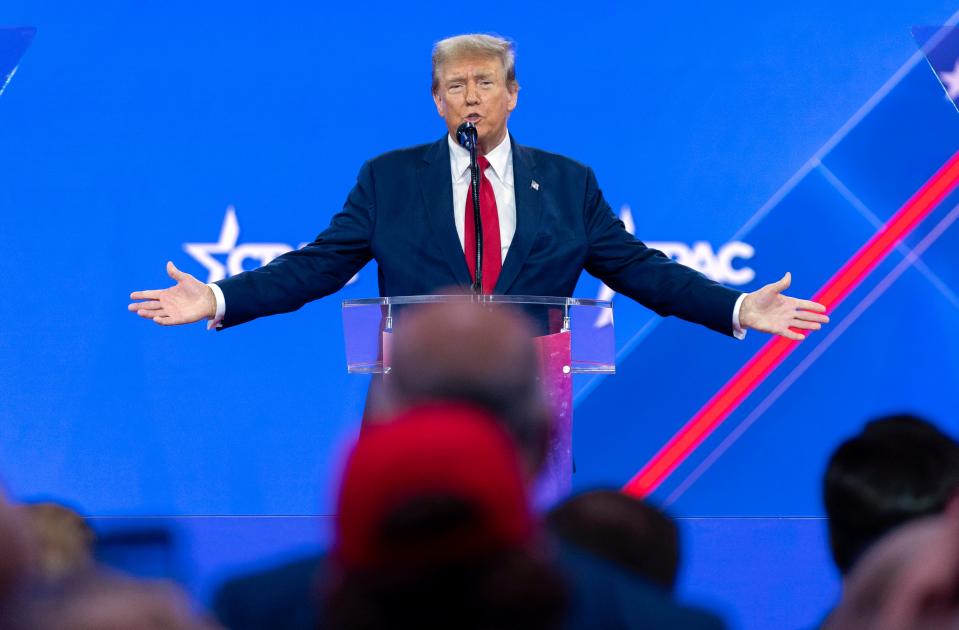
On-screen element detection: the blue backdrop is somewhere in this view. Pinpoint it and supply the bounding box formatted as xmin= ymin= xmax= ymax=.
xmin=2 ymin=3 xmax=959 ymax=628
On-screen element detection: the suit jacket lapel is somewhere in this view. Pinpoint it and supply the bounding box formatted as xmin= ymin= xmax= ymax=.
xmin=418 ymin=136 xmax=473 ymax=287
xmin=495 ymin=137 xmax=543 ymax=294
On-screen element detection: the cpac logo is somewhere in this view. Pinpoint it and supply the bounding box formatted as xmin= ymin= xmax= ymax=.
xmin=183 ymin=206 xmax=359 ymax=285
xmin=650 ymin=241 xmax=756 ymax=286
xmin=595 ymin=205 xmax=755 ymax=325
xmin=184 ymin=204 xmax=748 ymax=302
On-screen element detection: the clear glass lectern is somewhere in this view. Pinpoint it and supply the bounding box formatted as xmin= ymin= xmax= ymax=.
xmin=342 ymin=294 xmax=615 ymax=506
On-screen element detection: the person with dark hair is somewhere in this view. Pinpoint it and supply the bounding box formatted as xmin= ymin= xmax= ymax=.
xmin=823 ymin=413 xmax=959 ymax=577
xmin=546 ymin=489 xmax=680 ymax=592
xmin=823 ymin=503 xmax=959 ymax=630
xmin=324 ymin=403 xmax=567 ymax=630
xmin=546 ymin=490 xmax=723 ymax=629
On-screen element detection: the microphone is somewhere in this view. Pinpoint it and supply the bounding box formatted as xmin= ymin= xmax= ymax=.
xmin=456 ymin=122 xmax=483 ymax=294
xmin=455 ymin=121 xmax=477 ymax=152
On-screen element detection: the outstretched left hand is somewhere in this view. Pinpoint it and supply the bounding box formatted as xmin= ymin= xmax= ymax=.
xmin=739 ymin=272 xmax=829 ymax=341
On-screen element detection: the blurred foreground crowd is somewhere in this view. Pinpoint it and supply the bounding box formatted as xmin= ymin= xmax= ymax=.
xmin=2 ymin=303 xmax=959 ymax=629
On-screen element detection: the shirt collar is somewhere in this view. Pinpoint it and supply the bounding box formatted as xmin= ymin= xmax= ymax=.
xmin=447 ymin=131 xmax=512 ymax=185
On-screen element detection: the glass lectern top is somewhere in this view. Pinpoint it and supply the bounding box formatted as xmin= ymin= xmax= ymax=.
xmin=343 ymin=294 xmax=610 ymax=307
xmin=341 ymin=294 xmax=615 ymax=375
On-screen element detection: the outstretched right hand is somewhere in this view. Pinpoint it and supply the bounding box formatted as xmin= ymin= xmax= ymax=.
xmin=129 ymin=261 xmax=216 ymax=326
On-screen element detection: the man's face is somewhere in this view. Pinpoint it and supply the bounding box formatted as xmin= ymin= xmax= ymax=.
xmin=433 ymin=55 xmax=518 ymax=154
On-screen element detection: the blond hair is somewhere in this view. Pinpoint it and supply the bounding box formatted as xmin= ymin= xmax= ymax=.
xmin=431 ymin=33 xmax=518 ymax=94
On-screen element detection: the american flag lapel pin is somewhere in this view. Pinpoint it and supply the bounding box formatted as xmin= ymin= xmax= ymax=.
xmin=531 ymin=180 xmax=540 ymax=191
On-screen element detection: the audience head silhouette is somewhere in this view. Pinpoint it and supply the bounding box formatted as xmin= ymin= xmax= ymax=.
xmin=327 ymin=403 xmax=566 ymax=630
xmin=382 ymin=300 xmax=552 ymax=476
xmin=547 ymin=489 xmax=680 ymax=591
xmin=824 ymin=504 xmax=959 ymax=630
xmin=823 ymin=413 xmax=959 ymax=576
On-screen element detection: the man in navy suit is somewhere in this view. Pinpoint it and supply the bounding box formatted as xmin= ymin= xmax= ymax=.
xmin=130 ymin=34 xmax=827 ymax=341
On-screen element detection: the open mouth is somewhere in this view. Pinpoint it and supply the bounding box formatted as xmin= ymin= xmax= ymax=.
xmin=464 ymin=114 xmax=482 ymax=123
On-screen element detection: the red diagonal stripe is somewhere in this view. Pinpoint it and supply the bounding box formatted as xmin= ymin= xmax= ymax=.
xmin=623 ymin=149 xmax=959 ymax=498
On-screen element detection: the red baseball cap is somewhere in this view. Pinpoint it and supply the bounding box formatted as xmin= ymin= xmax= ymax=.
xmin=334 ymin=403 xmax=533 ymax=570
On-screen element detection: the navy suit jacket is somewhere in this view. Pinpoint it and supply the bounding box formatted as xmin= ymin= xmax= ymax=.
xmin=216 ymin=135 xmax=740 ymax=333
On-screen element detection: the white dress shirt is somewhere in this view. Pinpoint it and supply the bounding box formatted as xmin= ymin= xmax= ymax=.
xmin=209 ymin=131 xmax=745 ymax=337
xmin=448 ymin=132 xmax=516 ymax=264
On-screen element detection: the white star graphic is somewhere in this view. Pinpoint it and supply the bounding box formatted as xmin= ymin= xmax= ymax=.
xmin=591 ymin=205 xmax=756 ymax=327
xmin=939 ymin=58 xmax=959 ymax=100
xmin=183 ymin=205 xmax=291 ymax=282
xmin=183 ymin=205 xmax=241 ymax=282
xmin=183 ymin=205 xmax=360 ymax=286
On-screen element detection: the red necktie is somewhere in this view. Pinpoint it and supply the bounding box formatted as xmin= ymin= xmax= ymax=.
xmin=464 ymin=155 xmax=502 ymax=294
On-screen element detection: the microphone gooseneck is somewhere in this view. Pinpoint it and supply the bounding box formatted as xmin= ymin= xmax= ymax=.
xmin=456 ymin=122 xmax=483 ymax=294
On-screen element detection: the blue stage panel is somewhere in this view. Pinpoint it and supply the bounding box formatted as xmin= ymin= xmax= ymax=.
xmin=668 ymin=261 xmax=959 ymax=515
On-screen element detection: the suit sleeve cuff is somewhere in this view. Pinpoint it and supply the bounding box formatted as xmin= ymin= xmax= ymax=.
xmin=207 ymin=283 xmax=226 ymax=330
xmin=732 ymin=293 xmax=747 ymax=340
